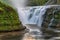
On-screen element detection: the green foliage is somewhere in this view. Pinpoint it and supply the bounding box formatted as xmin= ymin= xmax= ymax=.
xmin=27 ymin=0 xmax=48 ymax=6
xmin=0 ymin=1 xmax=24 ymax=31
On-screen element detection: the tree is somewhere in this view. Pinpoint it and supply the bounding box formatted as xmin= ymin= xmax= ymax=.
xmin=27 ymin=0 xmax=59 ymax=6
xmin=27 ymin=0 xmax=48 ymax=6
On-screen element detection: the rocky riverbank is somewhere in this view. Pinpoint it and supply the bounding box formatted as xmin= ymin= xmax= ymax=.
xmin=0 ymin=29 xmax=26 ymax=40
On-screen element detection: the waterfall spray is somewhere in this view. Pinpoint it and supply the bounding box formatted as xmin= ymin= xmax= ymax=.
xmin=9 ymin=0 xmax=28 ymax=25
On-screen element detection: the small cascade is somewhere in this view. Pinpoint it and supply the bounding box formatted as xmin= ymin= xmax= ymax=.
xmin=3 ymin=0 xmax=60 ymax=39
xmin=20 ymin=6 xmax=52 ymax=40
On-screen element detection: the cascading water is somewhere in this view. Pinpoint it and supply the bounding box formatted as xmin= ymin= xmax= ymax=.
xmin=21 ymin=6 xmax=54 ymax=40
xmin=22 ymin=6 xmax=51 ymax=33
xmin=0 ymin=0 xmax=60 ymax=40
xmin=8 ymin=0 xmax=59 ymax=40
xmin=2 ymin=0 xmax=59 ymax=40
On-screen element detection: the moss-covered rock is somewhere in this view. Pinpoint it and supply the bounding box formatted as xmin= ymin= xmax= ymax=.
xmin=0 ymin=1 xmax=25 ymax=31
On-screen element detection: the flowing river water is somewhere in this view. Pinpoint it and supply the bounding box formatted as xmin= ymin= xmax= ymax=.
xmin=7 ymin=0 xmax=60 ymax=40
xmin=0 ymin=5 xmax=60 ymax=40
xmin=0 ymin=0 xmax=60 ymax=40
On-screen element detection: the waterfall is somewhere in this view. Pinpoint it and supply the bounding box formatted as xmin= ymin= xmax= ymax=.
xmin=21 ymin=6 xmax=51 ymax=32
xmin=9 ymin=0 xmax=51 ymax=32
xmin=5 ymin=0 xmax=60 ymax=39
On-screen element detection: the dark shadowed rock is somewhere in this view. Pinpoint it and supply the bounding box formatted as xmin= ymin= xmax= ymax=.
xmin=41 ymin=6 xmax=60 ymax=39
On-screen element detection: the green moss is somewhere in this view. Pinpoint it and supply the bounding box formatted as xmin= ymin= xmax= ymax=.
xmin=0 ymin=1 xmax=24 ymax=31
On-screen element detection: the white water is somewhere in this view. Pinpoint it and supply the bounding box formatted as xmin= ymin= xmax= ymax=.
xmin=21 ymin=6 xmax=52 ymax=40
xmin=9 ymin=0 xmax=51 ymax=39
xmin=8 ymin=0 xmax=59 ymax=32
xmin=20 ymin=6 xmax=51 ymax=32
xmin=7 ymin=0 xmax=60 ymax=40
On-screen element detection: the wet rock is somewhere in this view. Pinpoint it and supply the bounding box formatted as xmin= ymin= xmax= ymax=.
xmin=42 ymin=6 xmax=60 ymax=38
xmin=42 ymin=7 xmax=60 ymax=29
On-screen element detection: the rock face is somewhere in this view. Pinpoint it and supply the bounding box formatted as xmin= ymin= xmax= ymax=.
xmin=42 ymin=6 xmax=60 ymax=30
xmin=41 ymin=6 xmax=60 ymax=38
xmin=0 ymin=1 xmax=25 ymax=31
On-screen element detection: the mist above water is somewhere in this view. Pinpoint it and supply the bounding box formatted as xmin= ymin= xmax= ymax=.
xmin=10 ymin=0 xmax=27 ymax=7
